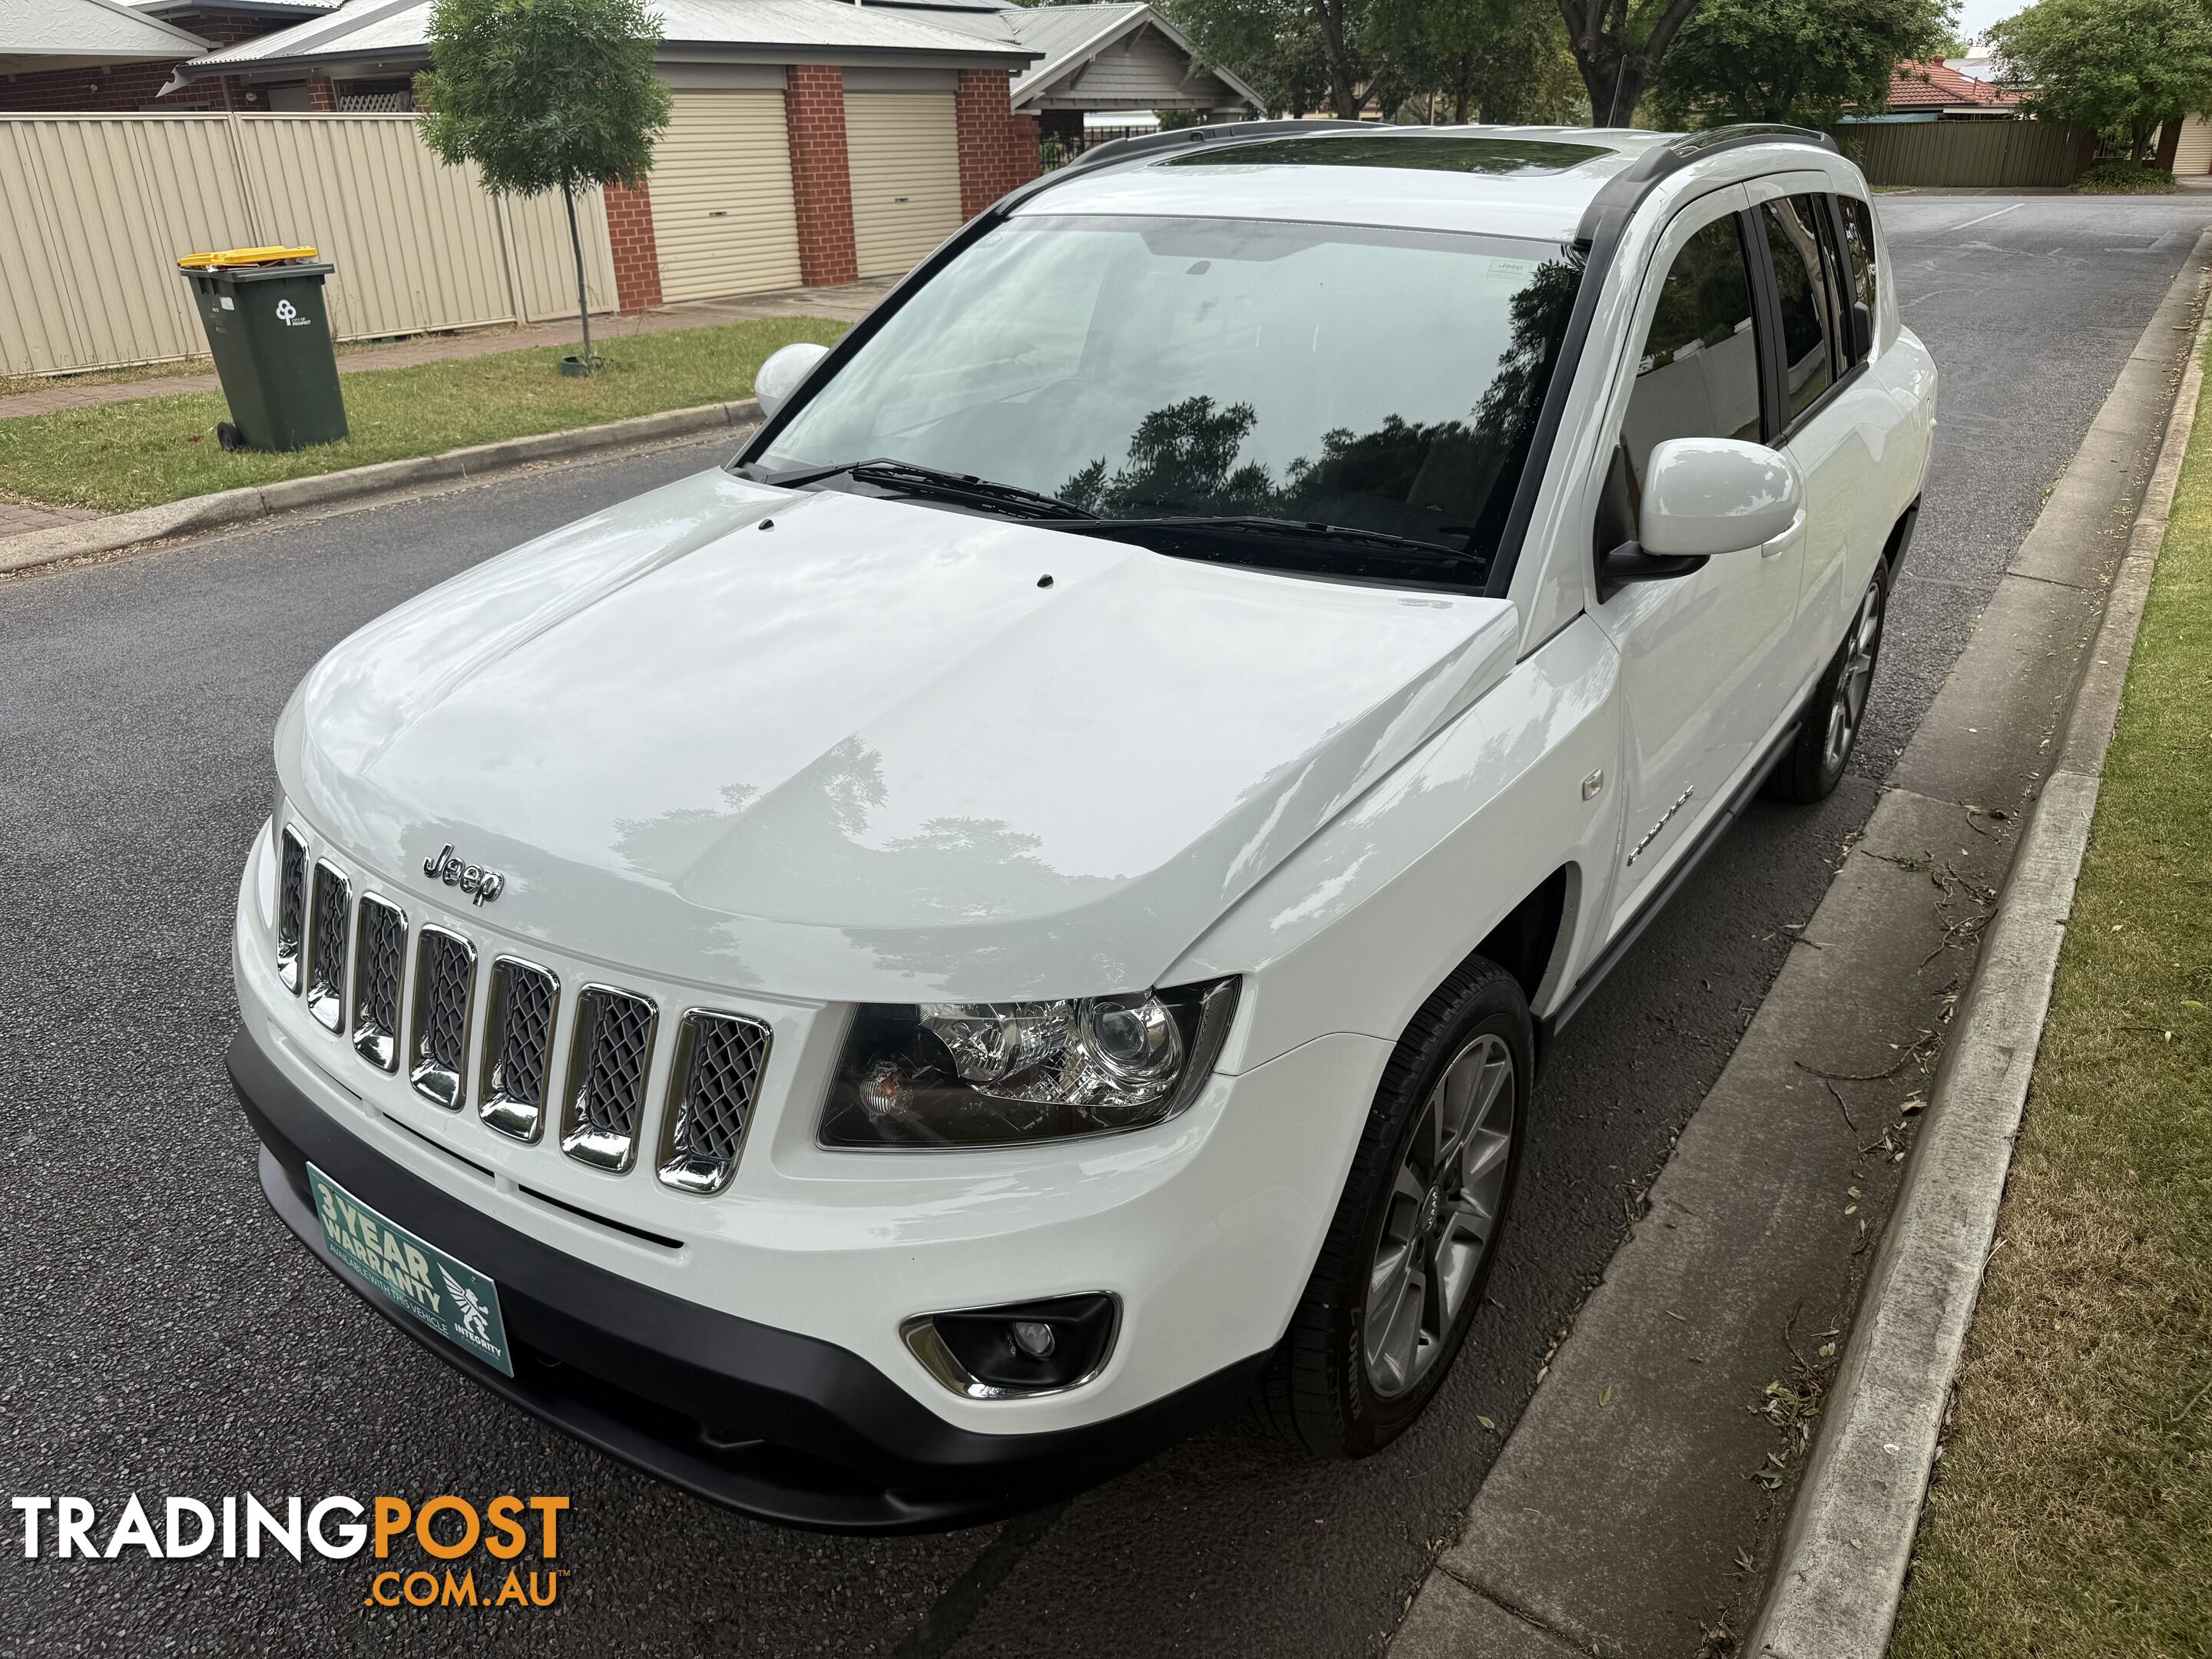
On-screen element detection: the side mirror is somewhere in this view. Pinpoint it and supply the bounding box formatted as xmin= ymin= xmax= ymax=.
xmin=1849 ymin=299 xmax=1873 ymax=363
xmin=1640 ymin=437 xmax=1802 ymax=556
xmin=753 ymin=341 xmax=830 ymax=419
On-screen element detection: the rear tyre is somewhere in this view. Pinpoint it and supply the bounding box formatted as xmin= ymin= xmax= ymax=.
xmin=1259 ymin=957 xmax=1530 ymax=1459
xmin=1767 ymin=566 xmax=1888 ymax=804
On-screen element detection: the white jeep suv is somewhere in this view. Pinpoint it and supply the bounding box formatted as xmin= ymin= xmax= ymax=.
xmin=230 ymin=123 xmax=1936 ymax=1532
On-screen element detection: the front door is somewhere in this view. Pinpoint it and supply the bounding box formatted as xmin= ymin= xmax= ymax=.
xmin=1588 ymin=187 xmax=1805 ymax=929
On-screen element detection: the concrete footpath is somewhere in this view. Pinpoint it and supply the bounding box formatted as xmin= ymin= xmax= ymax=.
xmin=1389 ymin=235 xmax=2212 ymax=1659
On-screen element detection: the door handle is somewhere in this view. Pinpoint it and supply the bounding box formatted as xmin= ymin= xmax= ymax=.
xmin=1761 ymin=509 xmax=1809 ymax=559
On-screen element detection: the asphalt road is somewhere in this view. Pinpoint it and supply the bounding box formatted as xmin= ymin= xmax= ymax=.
xmin=3 ymin=194 xmax=2205 ymax=1658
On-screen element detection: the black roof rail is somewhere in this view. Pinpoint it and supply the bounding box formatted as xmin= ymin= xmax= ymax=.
xmin=1574 ymin=123 xmax=1839 ymax=243
xmin=1062 ymin=118 xmax=1370 ymax=177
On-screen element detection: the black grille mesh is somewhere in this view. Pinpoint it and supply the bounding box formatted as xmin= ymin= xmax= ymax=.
xmin=276 ymin=830 xmax=306 ymax=988
xmin=673 ymin=1014 xmax=770 ymax=1168
xmin=489 ymin=960 xmax=557 ymax=1108
xmin=416 ymin=930 xmax=474 ymax=1077
xmin=577 ymin=990 xmax=654 ymax=1141
xmin=307 ymin=863 xmax=349 ymax=1027
xmin=352 ymin=897 xmax=405 ymax=1067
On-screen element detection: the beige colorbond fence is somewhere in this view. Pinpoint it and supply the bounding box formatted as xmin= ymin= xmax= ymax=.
xmin=1833 ymin=118 xmax=2092 ymax=190
xmin=0 ymin=112 xmax=614 ymax=379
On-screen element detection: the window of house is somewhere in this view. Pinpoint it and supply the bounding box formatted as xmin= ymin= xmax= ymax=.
xmin=1760 ymin=197 xmax=1836 ymax=421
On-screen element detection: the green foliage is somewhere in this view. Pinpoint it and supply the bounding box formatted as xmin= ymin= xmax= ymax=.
xmin=1161 ymin=0 xmax=1352 ymax=118
xmin=1369 ymin=0 xmax=1585 ymax=124
xmin=2074 ymin=158 xmax=2180 ymax=190
xmin=416 ymin=0 xmax=672 ymax=197
xmin=1555 ymin=0 xmax=1707 ymax=127
xmin=1649 ymin=0 xmax=1957 ymax=127
xmin=1991 ymin=0 xmax=2212 ymax=161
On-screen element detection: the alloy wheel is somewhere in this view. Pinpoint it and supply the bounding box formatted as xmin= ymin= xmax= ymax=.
xmin=1823 ymin=576 xmax=1884 ymax=772
xmin=1362 ymin=1032 xmax=1515 ymax=1399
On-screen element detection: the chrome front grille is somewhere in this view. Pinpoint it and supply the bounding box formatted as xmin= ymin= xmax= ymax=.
xmin=306 ymin=861 xmax=349 ymax=1032
xmin=481 ymin=956 xmax=558 ymax=1141
xmin=350 ymin=895 xmax=406 ymax=1071
xmin=657 ymin=1011 xmax=772 ymax=1194
xmin=276 ymin=827 xmax=307 ymax=994
xmin=271 ymin=834 xmax=774 ymax=1190
xmin=409 ymin=925 xmax=475 ymax=1109
xmin=561 ymin=985 xmax=658 ymax=1172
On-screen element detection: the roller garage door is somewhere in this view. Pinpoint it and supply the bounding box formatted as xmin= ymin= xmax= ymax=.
xmin=845 ymin=91 xmax=962 ymax=278
xmin=649 ymin=90 xmax=803 ymax=302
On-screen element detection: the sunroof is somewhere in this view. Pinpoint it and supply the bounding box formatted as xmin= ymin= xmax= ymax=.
xmin=1164 ymin=134 xmax=1611 ymax=177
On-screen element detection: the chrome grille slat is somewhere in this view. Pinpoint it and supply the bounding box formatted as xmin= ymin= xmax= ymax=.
xmin=275 ymin=827 xmax=307 ymax=994
xmin=561 ymin=985 xmax=657 ymax=1172
xmin=350 ymin=895 xmax=406 ymax=1071
xmin=481 ymin=956 xmax=558 ymax=1141
xmin=409 ymin=925 xmax=476 ymax=1110
xmin=658 ymin=1011 xmax=772 ymax=1195
xmin=305 ymin=861 xmax=349 ymax=1033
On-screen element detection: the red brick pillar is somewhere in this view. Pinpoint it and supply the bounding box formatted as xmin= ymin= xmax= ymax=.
xmin=785 ymin=65 xmax=858 ymax=286
xmin=305 ymin=72 xmax=337 ymax=111
xmin=955 ymin=68 xmax=1037 ymax=220
xmin=601 ymin=179 xmax=663 ymax=313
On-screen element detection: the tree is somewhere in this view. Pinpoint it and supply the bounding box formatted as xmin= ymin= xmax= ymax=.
xmin=416 ymin=0 xmax=672 ymax=373
xmin=1164 ymin=0 xmax=1376 ymax=119
xmin=1648 ymin=0 xmax=1957 ymax=129
xmin=1990 ymin=0 xmax=2212 ymax=163
xmin=1370 ymin=0 xmax=1586 ymax=124
xmin=1556 ymin=0 xmax=1707 ymax=126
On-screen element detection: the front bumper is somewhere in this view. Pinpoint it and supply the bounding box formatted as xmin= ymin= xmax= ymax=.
xmin=233 ymin=1025 xmax=1267 ymax=1532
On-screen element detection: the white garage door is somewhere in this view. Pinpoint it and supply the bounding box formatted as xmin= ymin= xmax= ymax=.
xmin=845 ymin=91 xmax=962 ymax=278
xmin=649 ymin=90 xmax=803 ymax=303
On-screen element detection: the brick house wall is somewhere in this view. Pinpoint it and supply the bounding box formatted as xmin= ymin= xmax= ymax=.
xmin=954 ymin=68 xmax=1038 ymax=220
xmin=304 ymin=71 xmax=336 ymax=111
xmin=0 ymin=10 xmax=285 ymax=112
xmin=786 ymin=64 xmax=859 ymax=287
xmin=601 ymin=179 xmax=663 ymax=313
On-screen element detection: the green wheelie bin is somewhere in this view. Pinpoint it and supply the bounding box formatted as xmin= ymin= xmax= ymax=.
xmin=178 ymin=246 xmax=348 ymax=452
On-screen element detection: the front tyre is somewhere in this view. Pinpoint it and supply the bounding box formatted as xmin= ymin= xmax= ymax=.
xmin=1768 ymin=567 xmax=1888 ymax=803
xmin=1260 ymin=958 xmax=1529 ymax=1459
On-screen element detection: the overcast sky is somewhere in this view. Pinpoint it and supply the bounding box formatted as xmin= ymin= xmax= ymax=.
xmin=1954 ymin=0 xmax=2026 ymax=43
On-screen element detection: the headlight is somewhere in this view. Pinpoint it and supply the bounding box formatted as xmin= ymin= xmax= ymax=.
xmin=820 ymin=978 xmax=1240 ymax=1148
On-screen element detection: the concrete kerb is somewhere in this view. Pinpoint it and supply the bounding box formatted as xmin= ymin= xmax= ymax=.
xmin=1746 ymin=235 xmax=2212 ymax=1659
xmin=0 ymin=397 xmax=763 ymax=578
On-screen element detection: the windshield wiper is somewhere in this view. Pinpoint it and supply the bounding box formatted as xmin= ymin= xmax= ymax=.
xmin=1071 ymin=515 xmax=1474 ymax=564
xmin=770 ymin=458 xmax=1098 ymax=522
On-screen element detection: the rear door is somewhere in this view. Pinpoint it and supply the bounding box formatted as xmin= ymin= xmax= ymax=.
xmin=1743 ymin=179 xmax=1890 ymax=684
xmin=1587 ymin=185 xmax=1804 ymax=928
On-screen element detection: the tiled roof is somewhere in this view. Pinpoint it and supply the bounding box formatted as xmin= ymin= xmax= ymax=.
xmin=1886 ymin=59 xmax=2023 ymax=110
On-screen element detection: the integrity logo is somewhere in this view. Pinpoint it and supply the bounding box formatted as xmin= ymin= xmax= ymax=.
xmin=13 ymin=1492 xmax=570 ymax=1609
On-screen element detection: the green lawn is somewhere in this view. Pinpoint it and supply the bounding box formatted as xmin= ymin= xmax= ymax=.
xmin=0 ymin=315 xmax=846 ymax=515
xmin=1889 ymin=337 xmax=2212 ymax=1655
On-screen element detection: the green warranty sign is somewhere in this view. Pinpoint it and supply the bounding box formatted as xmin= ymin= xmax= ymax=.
xmin=308 ymin=1164 xmax=513 ymax=1376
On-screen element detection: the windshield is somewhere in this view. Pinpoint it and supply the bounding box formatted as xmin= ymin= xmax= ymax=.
xmin=754 ymin=214 xmax=1584 ymax=572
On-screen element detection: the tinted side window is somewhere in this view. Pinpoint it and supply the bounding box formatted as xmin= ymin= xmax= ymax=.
xmin=1621 ymin=217 xmax=1762 ymax=472
xmin=1839 ymin=194 xmax=1879 ymax=320
xmin=1761 ymin=197 xmax=1834 ymax=420
xmin=1595 ymin=215 xmax=1762 ymax=558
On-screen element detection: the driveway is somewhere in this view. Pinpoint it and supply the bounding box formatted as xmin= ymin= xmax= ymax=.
xmin=2 ymin=194 xmax=2205 ymax=1657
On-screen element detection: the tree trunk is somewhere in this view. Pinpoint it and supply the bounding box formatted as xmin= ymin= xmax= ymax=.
xmin=1558 ymin=0 xmax=1700 ymax=128
xmin=564 ymin=180 xmax=593 ymax=376
xmin=1312 ymin=0 xmax=1363 ymax=120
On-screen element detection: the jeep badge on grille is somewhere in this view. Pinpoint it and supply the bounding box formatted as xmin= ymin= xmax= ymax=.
xmin=423 ymin=844 xmax=506 ymax=905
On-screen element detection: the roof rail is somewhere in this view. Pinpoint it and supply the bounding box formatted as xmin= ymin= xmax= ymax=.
xmin=1056 ymin=118 xmax=1370 ymax=179
xmin=1575 ymin=123 xmax=1838 ymax=242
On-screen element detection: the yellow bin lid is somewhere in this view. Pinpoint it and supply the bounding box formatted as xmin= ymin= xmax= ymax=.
xmin=177 ymin=245 xmax=319 ymax=270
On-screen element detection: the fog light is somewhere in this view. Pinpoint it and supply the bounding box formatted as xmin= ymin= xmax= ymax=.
xmin=902 ymin=1293 xmax=1117 ymax=1399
